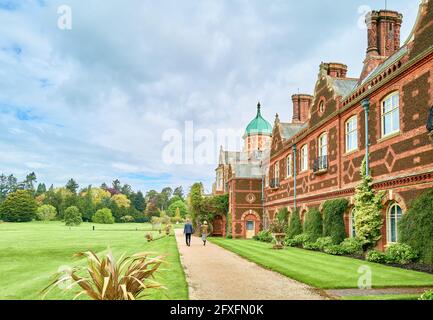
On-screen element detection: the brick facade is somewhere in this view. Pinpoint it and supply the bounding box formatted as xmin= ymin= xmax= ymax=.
xmin=216 ymin=1 xmax=433 ymax=246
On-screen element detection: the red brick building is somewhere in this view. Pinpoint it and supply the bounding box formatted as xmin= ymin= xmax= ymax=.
xmin=216 ymin=1 xmax=433 ymax=246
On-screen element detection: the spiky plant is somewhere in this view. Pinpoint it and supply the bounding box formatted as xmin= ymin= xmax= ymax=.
xmin=42 ymin=250 xmax=165 ymax=300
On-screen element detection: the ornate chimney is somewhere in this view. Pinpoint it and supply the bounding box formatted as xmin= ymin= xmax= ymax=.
xmin=292 ymin=94 xmax=313 ymax=123
xmin=360 ymin=10 xmax=403 ymax=81
xmin=320 ymin=62 xmax=348 ymax=78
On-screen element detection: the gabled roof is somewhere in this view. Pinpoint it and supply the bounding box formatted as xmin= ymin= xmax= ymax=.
xmin=330 ymin=78 xmax=359 ymax=98
xmin=279 ymin=122 xmax=308 ymax=140
xmin=232 ymin=163 xmax=264 ymax=179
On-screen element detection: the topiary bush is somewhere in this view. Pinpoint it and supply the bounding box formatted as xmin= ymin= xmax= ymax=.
xmin=366 ymin=250 xmax=387 ymax=263
xmin=303 ymin=208 xmax=323 ymax=242
xmin=64 ymin=206 xmax=82 ymax=226
xmin=277 ymin=207 xmax=289 ymax=223
xmin=340 ymin=238 xmax=364 ymax=255
xmin=399 ymin=189 xmax=433 ymax=264
xmin=385 ymin=243 xmax=418 ymax=265
xmin=254 ymin=230 xmax=274 ymax=243
xmin=291 ymin=233 xmax=311 ymax=247
xmin=287 ymin=210 xmax=303 ymax=239
xmin=0 ymin=190 xmax=37 ymax=222
xmin=322 ymin=199 xmax=348 ymax=244
xmin=92 ymin=208 xmax=115 ymax=224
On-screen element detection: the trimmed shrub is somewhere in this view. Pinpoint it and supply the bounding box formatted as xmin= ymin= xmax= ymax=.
xmin=92 ymin=208 xmax=115 ymax=224
xmin=366 ymin=250 xmax=387 ymax=263
xmin=64 ymin=206 xmax=82 ymax=226
xmin=303 ymin=242 xmax=320 ymax=251
xmin=322 ymin=199 xmax=348 ymax=244
xmin=324 ymin=245 xmax=346 ymax=256
xmin=254 ymin=230 xmax=274 ymax=243
xmin=399 ymin=189 xmax=433 ymax=264
xmin=292 ymin=233 xmax=311 ymax=247
xmin=385 ymin=243 xmax=418 ymax=265
xmin=120 ymin=215 xmax=135 ymax=223
xmin=0 ymin=190 xmax=37 ymax=222
xmin=340 ymin=238 xmax=364 ymax=255
xmin=419 ymin=290 xmax=433 ymax=300
xmin=314 ymin=237 xmax=334 ymax=251
xmin=303 ymin=208 xmax=323 ymax=242
xmin=287 ymin=210 xmax=303 ymax=239
xmin=36 ymin=204 xmax=57 ymax=221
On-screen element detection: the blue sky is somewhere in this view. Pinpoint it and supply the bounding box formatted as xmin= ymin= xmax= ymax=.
xmin=0 ymin=0 xmax=420 ymax=193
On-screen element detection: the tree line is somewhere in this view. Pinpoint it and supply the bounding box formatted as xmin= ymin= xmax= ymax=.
xmin=0 ymin=172 xmax=188 ymax=223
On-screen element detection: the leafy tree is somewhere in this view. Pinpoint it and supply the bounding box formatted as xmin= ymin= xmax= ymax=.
xmin=173 ymin=186 xmax=184 ymax=200
xmin=93 ymin=208 xmax=115 ymax=224
xmin=112 ymin=179 xmax=122 ymax=193
xmin=323 ymin=199 xmax=348 ymax=244
xmin=0 ymin=190 xmax=37 ymax=222
xmin=64 ymin=206 xmax=82 ymax=226
xmin=167 ymin=200 xmax=188 ymax=217
xmin=65 ymin=179 xmax=79 ymax=194
xmin=287 ymin=210 xmax=303 ymax=239
xmin=131 ymin=191 xmax=146 ymax=212
xmin=399 ymin=189 xmax=433 ymax=264
xmin=100 ymin=182 xmax=108 ymax=190
xmin=36 ymin=205 xmax=57 ymax=221
xmin=188 ymin=183 xmax=204 ymax=227
xmin=35 ymin=183 xmax=47 ymax=196
xmin=78 ymin=186 xmax=96 ymax=221
xmin=19 ymin=172 xmax=37 ymax=192
xmin=111 ymin=194 xmax=131 ymax=208
xmin=303 ymin=208 xmax=323 ymax=242
xmin=120 ymin=184 xmax=132 ymax=197
xmin=354 ymin=160 xmax=385 ymax=250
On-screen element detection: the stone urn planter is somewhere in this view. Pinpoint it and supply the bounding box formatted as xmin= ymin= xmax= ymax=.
xmin=272 ymin=233 xmax=286 ymax=250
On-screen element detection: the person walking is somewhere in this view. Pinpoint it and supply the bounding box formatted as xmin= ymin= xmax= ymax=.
xmin=201 ymin=221 xmax=209 ymax=246
xmin=184 ymin=219 xmax=193 ymax=247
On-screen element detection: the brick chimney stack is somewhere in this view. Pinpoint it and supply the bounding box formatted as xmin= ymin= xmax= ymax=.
xmin=320 ymin=62 xmax=348 ymax=78
xmin=292 ymin=94 xmax=313 ymax=123
xmin=360 ymin=10 xmax=403 ymax=82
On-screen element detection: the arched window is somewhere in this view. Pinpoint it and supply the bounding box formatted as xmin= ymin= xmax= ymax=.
xmin=300 ymin=144 xmax=308 ymax=172
xmin=286 ymin=154 xmax=293 ymax=178
xmin=318 ymin=133 xmax=328 ymax=158
xmin=345 ymin=116 xmax=358 ymax=153
xmin=387 ymin=203 xmax=403 ymax=243
xmin=349 ymin=208 xmax=356 ymax=238
xmin=381 ymin=92 xmax=400 ymax=137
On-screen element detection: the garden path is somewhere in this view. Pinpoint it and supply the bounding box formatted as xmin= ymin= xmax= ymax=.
xmin=175 ymin=229 xmax=326 ymax=300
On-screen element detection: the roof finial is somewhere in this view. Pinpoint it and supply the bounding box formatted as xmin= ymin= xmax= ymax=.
xmin=257 ymin=101 xmax=261 ymax=115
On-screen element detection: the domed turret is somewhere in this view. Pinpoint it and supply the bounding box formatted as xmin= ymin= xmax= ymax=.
xmin=243 ymin=102 xmax=273 ymax=153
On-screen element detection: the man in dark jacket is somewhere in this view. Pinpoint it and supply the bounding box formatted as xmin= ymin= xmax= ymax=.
xmin=184 ymin=219 xmax=194 ymax=247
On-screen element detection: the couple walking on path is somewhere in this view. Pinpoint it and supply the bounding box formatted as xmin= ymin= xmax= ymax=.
xmin=184 ymin=219 xmax=209 ymax=246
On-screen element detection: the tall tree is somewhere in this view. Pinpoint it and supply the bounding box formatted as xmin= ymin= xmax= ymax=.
xmin=112 ymin=179 xmax=122 ymax=193
xmin=121 ymin=184 xmax=132 ymax=197
xmin=35 ymin=183 xmax=47 ymax=196
xmin=20 ymin=172 xmax=37 ymax=192
xmin=354 ymin=160 xmax=385 ymax=250
xmin=65 ymin=179 xmax=79 ymax=194
xmin=173 ymin=186 xmax=184 ymax=200
xmin=132 ymin=191 xmax=146 ymax=212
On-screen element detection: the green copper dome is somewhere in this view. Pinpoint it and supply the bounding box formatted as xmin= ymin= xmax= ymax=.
xmin=244 ymin=103 xmax=273 ymax=138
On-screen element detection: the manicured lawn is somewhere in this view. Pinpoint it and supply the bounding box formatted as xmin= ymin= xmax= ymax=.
xmin=0 ymin=222 xmax=188 ymax=300
xmin=210 ymin=238 xmax=433 ymax=289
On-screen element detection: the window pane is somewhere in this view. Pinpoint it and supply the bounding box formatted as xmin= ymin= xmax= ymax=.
xmin=390 ymin=213 xmax=396 ymax=242
xmin=384 ymin=114 xmax=392 ymax=135
xmin=392 ymin=108 xmax=400 ymax=132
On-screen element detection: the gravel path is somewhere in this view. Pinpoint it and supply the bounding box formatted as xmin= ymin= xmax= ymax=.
xmin=175 ymin=229 xmax=325 ymax=300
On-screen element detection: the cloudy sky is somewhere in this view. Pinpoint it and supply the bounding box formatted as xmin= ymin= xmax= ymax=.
xmin=0 ymin=0 xmax=420 ymax=193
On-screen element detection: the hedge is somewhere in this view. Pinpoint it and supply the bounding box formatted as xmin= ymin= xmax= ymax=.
xmin=303 ymin=208 xmax=323 ymax=242
xmin=322 ymin=199 xmax=348 ymax=244
xmin=287 ymin=210 xmax=303 ymax=239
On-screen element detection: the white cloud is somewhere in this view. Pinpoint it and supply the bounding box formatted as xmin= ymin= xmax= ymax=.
xmin=0 ymin=0 xmax=419 ymax=192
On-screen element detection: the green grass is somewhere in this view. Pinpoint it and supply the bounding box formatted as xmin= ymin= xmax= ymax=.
xmin=210 ymin=238 xmax=433 ymax=289
xmin=0 ymin=221 xmax=188 ymax=300
xmin=340 ymin=294 xmax=420 ymax=300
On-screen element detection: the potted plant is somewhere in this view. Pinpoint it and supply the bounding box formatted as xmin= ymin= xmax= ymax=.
xmin=270 ymin=220 xmax=287 ymax=250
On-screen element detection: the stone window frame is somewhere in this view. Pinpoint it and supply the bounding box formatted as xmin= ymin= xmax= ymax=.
xmin=300 ymin=144 xmax=309 ymax=172
xmin=318 ymin=132 xmax=328 ymax=158
xmin=381 ymin=91 xmax=401 ymax=138
xmin=286 ymin=154 xmax=293 ymax=178
xmin=345 ymin=115 xmax=359 ymax=153
xmin=387 ymin=202 xmax=403 ymax=244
